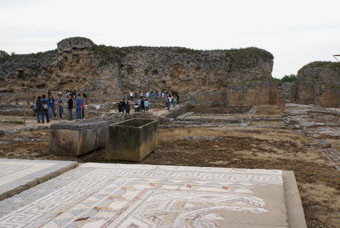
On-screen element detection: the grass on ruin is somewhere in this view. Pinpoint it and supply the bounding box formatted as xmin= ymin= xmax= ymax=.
xmin=304 ymin=61 xmax=340 ymax=70
xmin=225 ymin=47 xmax=274 ymax=68
xmin=2 ymin=120 xmax=24 ymax=125
xmin=0 ymin=50 xmax=57 ymax=64
xmin=300 ymin=183 xmax=340 ymax=228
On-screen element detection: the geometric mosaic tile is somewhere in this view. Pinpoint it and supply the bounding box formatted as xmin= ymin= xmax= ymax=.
xmin=0 ymin=163 xmax=289 ymax=227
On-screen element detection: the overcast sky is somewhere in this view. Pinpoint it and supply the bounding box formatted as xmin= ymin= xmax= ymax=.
xmin=1 ymin=0 xmax=339 ymax=78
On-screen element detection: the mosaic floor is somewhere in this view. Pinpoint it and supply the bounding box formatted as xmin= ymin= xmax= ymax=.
xmin=0 ymin=163 xmax=289 ymax=228
xmin=0 ymin=158 xmax=77 ymax=201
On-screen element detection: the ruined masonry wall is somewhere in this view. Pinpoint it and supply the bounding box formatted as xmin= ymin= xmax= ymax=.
xmin=297 ymin=62 xmax=340 ymax=108
xmin=0 ymin=37 xmax=275 ymax=106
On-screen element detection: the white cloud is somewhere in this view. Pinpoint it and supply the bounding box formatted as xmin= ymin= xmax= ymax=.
xmin=0 ymin=0 xmax=339 ymax=78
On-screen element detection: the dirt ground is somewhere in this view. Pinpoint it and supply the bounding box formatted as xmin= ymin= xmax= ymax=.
xmin=0 ymin=111 xmax=339 ymax=228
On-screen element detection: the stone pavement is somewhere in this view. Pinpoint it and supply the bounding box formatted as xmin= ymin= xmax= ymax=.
xmin=0 ymin=159 xmax=77 ymax=201
xmin=0 ymin=162 xmax=307 ymax=228
xmin=322 ymin=148 xmax=340 ymax=170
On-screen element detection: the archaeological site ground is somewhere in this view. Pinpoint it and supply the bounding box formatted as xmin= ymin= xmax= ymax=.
xmin=0 ymin=37 xmax=339 ymax=228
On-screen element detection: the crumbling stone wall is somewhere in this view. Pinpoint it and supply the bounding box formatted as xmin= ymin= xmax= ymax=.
xmin=282 ymin=82 xmax=297 ymax=103
xmin=0 ymin=37 xmax=274 ymax=106
xmin=297 ymin=61 xmax=340 ymax=108
xmin=226 ymin=81 xmax=277 ymax=106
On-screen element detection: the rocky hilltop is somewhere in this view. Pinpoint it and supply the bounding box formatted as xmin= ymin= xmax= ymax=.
xmin=0 ymin=37 xmax=274 ymax=105
xmin=296 ymin=61 xmax=340 ymax=107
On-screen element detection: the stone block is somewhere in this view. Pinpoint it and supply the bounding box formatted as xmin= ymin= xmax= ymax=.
xmin=49 ymin=119 xmax=111 ymax=156
xmin=0 ymin=159 xmax=77 ymax=201
xmin=107 ymin=119 xmax=158 ymax=161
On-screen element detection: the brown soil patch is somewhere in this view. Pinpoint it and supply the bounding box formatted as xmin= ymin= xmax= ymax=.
xmin=0 ymin=124 xmax=339 ymax=228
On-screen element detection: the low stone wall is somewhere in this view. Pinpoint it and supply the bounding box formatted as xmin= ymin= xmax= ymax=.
xmin=107 ymin=119 xmax=158 ymax=161
xmin=163 ymin=105 xmax=190 ymax=119
xmin=227 ymin=82 xmax=272 ymax=106
xmin=192 ymin=90 xmax=226 ymax=106
xmin=189 ymin=105 xmax=252 ymax=114
xmin=49 ymin=119 xmax=111 ymax=156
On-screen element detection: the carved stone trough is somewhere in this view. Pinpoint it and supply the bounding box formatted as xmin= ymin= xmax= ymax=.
xmin=49 ymin=120 xmax=111 ymax=156
xmin=107 ymin=118 xmax=158 ymax=161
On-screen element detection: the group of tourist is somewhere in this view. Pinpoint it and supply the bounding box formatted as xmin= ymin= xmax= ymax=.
xmin=128 ymin=90 xmax=179 ymax=111
xmin=33 ymin=90 xmax=87 ymax=123
xmin=164 ymin=92 xmax=179 ymax=110
xmin=129 ymin=90 xmax=160 ymax=101
xmin=117 ymin=97 xmax=150 ymax=114
xmin=128 ymin=90 xmax=179 ymax=100
xmin=135 ymin=97 xmax=150 ymax=112
xmin=118 ymin=99 xmax=130 ymax=114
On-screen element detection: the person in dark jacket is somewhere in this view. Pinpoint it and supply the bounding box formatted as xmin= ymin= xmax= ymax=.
xmin=67 ymin=96 xmax=73 ymax=121
xmin=141 ymin=98 xmax=145 ymax=112
xmin=125 ymin=101 xmax=130 ymax=114
xmin=41 ymin=94 xmax=50 ymax=123
xmin=35 ymin=96 xmax=43 ymax=123
xmin=121 ymin=99 xmax=126 ymax=113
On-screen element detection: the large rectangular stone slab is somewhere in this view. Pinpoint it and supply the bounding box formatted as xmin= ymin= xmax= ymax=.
xmin=0 ymin=163 xmax=306 ymax=228
xmin=107 ymin=119 xmax=158 ymax=161
xmin=50 ymin=119 xmax=111 ymax=156
xmin=0 ymin=158 xmax=77 ymax=201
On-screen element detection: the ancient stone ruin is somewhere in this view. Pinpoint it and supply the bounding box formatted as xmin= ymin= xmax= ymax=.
xmin=1 ymin=37 xmax=340 ymax=108
xmin=0 ymin=37 xmax=279 ymax=107
xmin=1 ymin=37 xmax=340 ymax=228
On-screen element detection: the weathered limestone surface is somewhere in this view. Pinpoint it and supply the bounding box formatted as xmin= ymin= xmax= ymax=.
xmin=296 ymin=61 xmax=340 ymax=107
xmin=0 ymin=37 xmax=275 ymax=105
xmin=107 ymin=119 xmax=158 ymax=161
xmin=0 ymin=159 xmax=77 ymax=201
xmin=57 ymin=37 xmax=94 ymax=53
xmin=49 ymin=119 xmax=111 ymax=156
xmin=0 ymin=50 xmax=9 ymax=59
xmin=0 ymin=163 xmax=307 ymax=228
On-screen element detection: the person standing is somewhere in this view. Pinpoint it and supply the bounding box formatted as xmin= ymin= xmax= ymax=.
xmin=75 ymin=93 xmax=83 ymax=119
xmin=137 ymin=98 xmax=142 ymax=112
xmin=118 ymin=101 xmax=122 ymax=113
xmin=129 ymin=90 xmax=134 ymax=101
xmin=125 ymin=101 xmax=130 ymax=114
xmin=81 ymin=102 xmax=85 ymax=119
xmin=173 ymin=95 xmax=177 ymax=108
xmin=67 ymin=96 xmax=73 ymax=121
xmin=48 ymin=94 xmax=56 ymax=119
xmin=166 ymin=95 xmax=172 ymax=110
xmin=83 ymin=89 xmax=88 ymax=104
xmin=41 ymin=94 xmax=50 ymax=123
xmin=141 ymin=98 xmax=145 ymax=112
xmin=56 ymin=92 xmax=64 ymax=119
xmin=121 ymin=99 xmax=126 ymax=113
xmin=144 ymin=99 xmax=150 ymax=111
xmin=35 ymin=96 xmax=43 ymax=123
